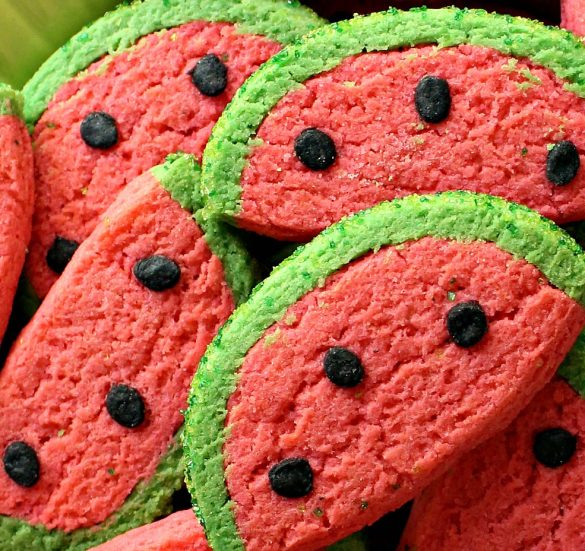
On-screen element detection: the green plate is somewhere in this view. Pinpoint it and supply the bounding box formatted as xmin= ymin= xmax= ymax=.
xmin=0 ymin=0 xmax=118 ymax=88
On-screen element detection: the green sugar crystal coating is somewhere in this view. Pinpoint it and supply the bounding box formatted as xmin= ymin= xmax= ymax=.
xmin=0 ymin=83 xmax=24 ymax=119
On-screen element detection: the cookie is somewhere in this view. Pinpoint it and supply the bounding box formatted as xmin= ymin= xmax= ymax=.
xmin=23 ymin=0 xmax=323 ymax=299
xmin=201 ymin=8 xmax=585 ymax=241
xmin=562 ymin=0 xmax=585 ymax=36
xmin=0 ymin=84 xmax=34 ymax=343
xmin=89 ymin=510 xmax=367 ymax=551
xmin=90 ymin=511 xmax=210 ymax=551
xmin=184 ymin=191 xmax=585 ymax=550
xmin=0 ymin=154 xmax=256 ymax=550
xmin=400 ymin=331 xmax=585 ymax=550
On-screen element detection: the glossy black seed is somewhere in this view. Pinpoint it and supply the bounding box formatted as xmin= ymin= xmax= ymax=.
xmin=80 ymin=111 xmax=119 ymax=149
xmin=446 ymin=300 xmax=488 ymax=348
xmin=546 ymin=141 xmax=580 ymax=186
xmin=323 ymin=347 xmax=364 ymax=387
xmin=294 ymin=128 xmax=337 ymax=171
xmin=190 ymin=54 xmax=228 ymax=97
xmin=533 ymin=428 xmax=577 ymax=468
xmin=106 ymin=384 xmax=145 ymax=428
xmin=415 ymin=75 xmax=452 ymax=123
xmin=133 ymin=255 xmax=180 ymax=291
xmin=3 ymin=441 xmax=40 ymax=487
xmin=269 ymin=457 xmax=313 ymax=498
xmin=46 ymin=236 xmax=80 ymax=274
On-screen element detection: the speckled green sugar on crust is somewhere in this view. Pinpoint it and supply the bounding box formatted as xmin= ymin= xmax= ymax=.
xmin=0 ymin=154 xmax=256 ymax=551
xmin=201 ymin=7 xmax=585 ymax=220
xmin=22 ymin=0 xmax=324 ymax=126
xmin=0 ymin=83 xmax=24 ymax=119
xmin=184 ymin=191 xmax=585 ymax=551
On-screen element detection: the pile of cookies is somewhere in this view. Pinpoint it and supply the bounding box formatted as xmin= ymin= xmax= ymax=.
xmin=1 ymin=1 xmax=585 ymax=550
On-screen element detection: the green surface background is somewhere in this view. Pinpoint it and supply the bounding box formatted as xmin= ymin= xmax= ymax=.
xmin=0 ymin=0 xmax=119 ymax=88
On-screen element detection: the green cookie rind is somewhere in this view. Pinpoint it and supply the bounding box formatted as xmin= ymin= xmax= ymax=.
xmin=22 ymin=0 xmax=324 ymax=127
xmin=0 ymin=83 xmax=24 ymax=119
xmin=153 ymin=152 xmax=259 ymax=305
xmin=0 ymin=155 xmax=256 ymax=551
xmin=200 ymin=7 xmax=585 ymax=221
xmin=184 ymin=191 xmax=585 ymax=551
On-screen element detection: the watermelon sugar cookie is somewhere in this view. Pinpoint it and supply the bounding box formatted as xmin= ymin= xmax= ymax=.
xmin=184 ymin=192 xmax=585 ymax=551
xmin=400 ymin=334 xmax=585 ymax=550
xmin=0 ymin=154 xmax=256 ymax=550
xmin=23 ymin=0 xmax=323 ymax=299
xmin=201 ymin=8 xmax=585 ymax=241
xmin=0 ymin=84 xmax=34 ymax=344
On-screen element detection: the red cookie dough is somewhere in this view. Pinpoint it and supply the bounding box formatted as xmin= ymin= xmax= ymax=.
xmin=28 ymin=20 xmax=279 ymax=298
xmin=562 ymin=0 xmax=585 ymax=35
xmin=235 ymin=45 xmax=585 ymax=240
xmin=91 ymin=511 xmax=209 ymax=551
xmin=224 ymin=237 xmax=585 ymax=549
xmin=0 ymin=107 xmax=34 ymax=341
xmin=0 ymin=169 xmax=234 ymax=531
xmin=401 ymin=377 xmax=585 ymax=550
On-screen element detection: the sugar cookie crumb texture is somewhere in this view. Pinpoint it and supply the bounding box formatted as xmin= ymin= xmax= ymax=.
xmin=400 ymin=377 xmax=585 ymax=550
xmin=0 ymin=84 xmax=34 ymax=343
xmin=201 ymin=8 xmax=585 ymax=240
xmin=184 ymin=193 xmax=585 ymax=551
xmin=0 ymin=155 xmax=253 ymax=550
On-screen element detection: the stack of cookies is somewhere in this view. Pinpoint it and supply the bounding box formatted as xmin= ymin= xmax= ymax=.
xmin=1 ymin=1 xmax=585 ymax=550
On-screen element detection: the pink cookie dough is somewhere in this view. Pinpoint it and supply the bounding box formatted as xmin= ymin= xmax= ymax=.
xmin=235 ymin=45 xmax=585 ymax=240
xmin=401 ymin=378 xmax=585 ymax=550
xmin=0 ymin=111 xmax=34 ymax=340
xmin=563 ymin=0 xmax=585 ymax=35
xmin=223 ymin=237 xmax=585 ymax=550
xmin=28 ymin=20 xmax=279 ymax=298
xmin=91 ymin=511 xmax=209 ymax=551
xmin=0 ymin=169 xmax=234 ymax=531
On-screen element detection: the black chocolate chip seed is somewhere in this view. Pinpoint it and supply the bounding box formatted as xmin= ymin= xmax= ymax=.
xmin=3 ymin=441 xmax=40 ymax=487
xmin=415 ymin=75 xmax=451 ymax=124
xmin=190 ymin=54 xmax=228 ymax=97
xmin=446 ymin=300 xmax=488 ymax=348
xmin=546 ymin=141 xmax=580 ymax=186
xmin=80 ymin=112 xmax=119 ymax=149
xmin=133 ymin=255 xmax=181 ymax=291
xmin=106 ymin=384 xmax=146 ymax=428
xmin=46 ymin=236 xmax=80 ymax=275
xmin=269 ymin=457 xmax=313 ymax=498
xmin=323 ymin=347 xmax=364 ymax=388
xmin=533 ymin=428 xmax=577 ymax=468
xmin=294 ymin=128 xmax=337 ymax=171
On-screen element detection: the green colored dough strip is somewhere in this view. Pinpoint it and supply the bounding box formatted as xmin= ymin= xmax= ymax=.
xmin=200 ymin=7 xmax=585 ymax=219
xmin=22 ymin=0 xmax=324 ymax=126
xmin=184 ymin=191 xmax=585 ymax=551
xmin=0 ymin=83 xmax=24 ymax=119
